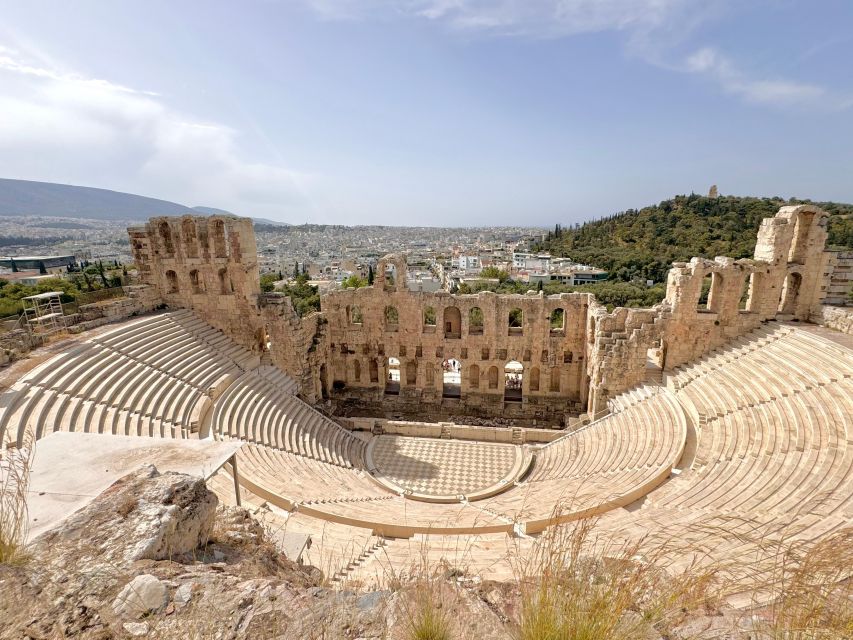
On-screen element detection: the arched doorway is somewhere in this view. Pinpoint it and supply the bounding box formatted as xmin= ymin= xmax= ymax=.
xmin=779 ymin=272 xmax=802 ymax=315
xmin=504 ymin=361 xmax=523 ymax=402
xmin=442 ymin=358 xmax=461 ymax=398
xmin=385 ymin=357 xmax=400 ymax=395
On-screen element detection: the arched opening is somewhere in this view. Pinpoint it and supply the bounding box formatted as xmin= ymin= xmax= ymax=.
xmin=508 ymin=308 xmax=523 ymax=335
xmin=469 ymin=307 xmax=484 ymax=335
xmin=189 ymin=269 xmax=203 ymax=294
xmin=744 ymin=271 xmax=763 ymax=313
xmin=739 ymin=273 xmax=752 ymax=310
xmin=212 ymin=220 xmax=228 ymax=258
xmin=349 ymin=305 xmax=363 ymax=326
xmin=369 ymin=359 xmax=379 ymax=383
xmin=549 ymin=368 xmax=561 ymax=393
xmin=165 ymin=270 xmax=179 ymax=294
xmin=218 ymin=268 xmax=232 ymax=295
xmin=423 ymin=306 xmax=436 ymax=332
xmin=384 ymin=306 xmax=399 ymax=331
xmin=788 ymin=212 xmax=816 ymax=265
xmin=159 ymin=222 xmax=174 ymax=257
xmin=529 ymin=367 xmax=540 ymax=392
xmin=707 ymin=272 xmax=725 ymax=313
xmin=468 ymin=364 xmax=480 ymax=390
xmin=443 ymin=306 xmax=461 ymax=338
xmin=319 ymin=364 xmax=328 ymax=400
xmin=353 ymin=359 xmax=361 ymax=383
xmin=442 ymin=358 xmax=461 ymax=398
xmin=405 ymin=360 xmax=417 ymax=385
xmin=182 ymin=219 xmax=198 ymax=258
xmin=504 ymin=361 xmax=523 ymax=402
xmin=779 ymin=272 xmax=802 ymax=315
xmin=550 ymin=308 xmax=565 ymax=334
xmin=385 ymin=357 xmax=400 ymax=394
xmin=384 ymin=265 xmax=396 ymax=291
xmin=487 ymin=366 xmax=499 ymax=390
xmin=698 ymin=273 xmax=714 ymax=311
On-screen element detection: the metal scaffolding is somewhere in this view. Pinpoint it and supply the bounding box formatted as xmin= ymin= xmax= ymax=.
xmin=21 ymin=291 xmax=67 ymax=337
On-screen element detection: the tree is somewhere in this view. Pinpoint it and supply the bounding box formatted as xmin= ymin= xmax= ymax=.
xmin=479 ymin=266 xmax=509 ymax=283
xmin=341 ymin=275 xmax=368 ymax=289
xmin=537 ymin=280 xmax=543 ymax=292
xmin=259 ymin=273 xmax=278 ymax=293
xmin=367 ymin=265 xmax=374 ymax=285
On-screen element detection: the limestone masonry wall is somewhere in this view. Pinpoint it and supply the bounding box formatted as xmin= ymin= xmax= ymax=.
xmin=124 ymin=205 xmax=845 ymax=424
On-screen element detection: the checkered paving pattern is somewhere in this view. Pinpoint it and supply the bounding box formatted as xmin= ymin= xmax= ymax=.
xmin=371 ymin=435 xmax=517 ymax=496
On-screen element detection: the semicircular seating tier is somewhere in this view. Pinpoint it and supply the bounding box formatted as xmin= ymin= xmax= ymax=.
xmin=0 ymin=310 xmax=297 ymax=446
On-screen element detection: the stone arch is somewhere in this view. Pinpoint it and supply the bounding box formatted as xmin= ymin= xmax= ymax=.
xmin=788 ymin=210 xmax=818 ymax=265
xmin=468 ymin=363 xmax=480 ymax=390
xmin=159 ymin=221 xmax=174 ymax=257
xmin=349 ymin=305 xmax=363 ymax=326
xmin=738 ymin=272 xmax=752 ymax=310
xmin=469 ymin=307 xmax=484 ymax=335
xmin=442 ymin=358 xmax=461 ymax=398
xmin=353 ymin=359 xmax=361 ymax=382
xmin=423 ymin=306 xmax=436 ymax=330
xmin=550 ymin=307 xmax=565 ymax=334
xmin=165 ymin=269 xmax=179 ymax=294
xmin=508 ymin=308 xmax=523 ymax=335
xmin=384 ymin=305 xmax=399 ymax=331
xmin=212 ymin=219 xmax=228 ymax=258
xmin=182 ymin=218 xmax=198 ymax=258
xmin=529 ymin=367 xmax=540 ymax=392
xmin=369 ymin=359 xmax=379 ymax=383
xmin=707 ymin=271 xmax=725 ymax=313
xmin=189 ymin=269 xmax=203 ymax=294
xmin=504 ymin=361 xmax=523 ymax=401
xmin=443 ymin=306 xmax=461 ymax=338
xmin=487 ymin=366 xmax=499 ymax=390
xmin=385 ymin=357 xmax=400 ymax=394
xmin=218 ymin=268 xmax=232 ymax=294
xmin=549 ymin=367 xmax=561 ymax=393
xmin=779 ymin=271 xmax=803 ymax=315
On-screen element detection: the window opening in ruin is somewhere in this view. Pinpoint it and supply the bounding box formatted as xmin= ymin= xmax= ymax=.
xmin=444 ymin=306 xmax=461 ymax=339
xmin=469 ymin=307 xmax=484 ymax=335
xmin=779 ymin=271 xmax=802 ymax=316
xmin=442 ymin=358 xmax=461 ymax=398
xmin=189 ymin=269 xmax=203 ymax=294
xmin=469 ymin=364 xmax=480 ymax=390
xmin=788 ymin=212 xmax=815 ymax=265
xmin=384 ymin=306 xmax=399 ymax=331
xmin=384 ymin=265 xmax=396 ymax=291
xmin=350 ymin=305 xmax=364 ymax=326
xmin=423 ymin=307 xmax=436 ymax=331
xmin=487 ymin=366 xmax=499 ymax=390
xmin=508 ymin=308 xmax=523 ymax=335
xmin=159 ymin=222 xmax=174 ymax=257
xmin=182 ymin=219 xmax=198 ymax=258
xmin=698 ymin=273 xmax=714 ymax=312
xmin=385 ymin=357 xmax=400 ymax=394
xmin=218 ymin=268 xmax=232 ymax=295
xmin=165 ymin=270 xmax=179 ymax=294
xmin=369 ymin=359 xmax=379 ymax=383
xmin=739 ymin=273 xmax=753 ymax=310
xmin=353 ymin=359 xmax=361 ymax=382
xmin=481 ymin=348 xmax=489 ymax=360
xmin=529 ymin=367 xmax=540 ymax=392
xmin=550 ymin=308 xmax=565 ymax=334
xmin=504 ymin=361 xmax=523 ymax=401
xmin=549 ymin=368 xmax=561 ymax=393
xmin=405 ymin=360 xmax=417 ymax=385
xmin=212 ymin=220 xmax=228 ymax=258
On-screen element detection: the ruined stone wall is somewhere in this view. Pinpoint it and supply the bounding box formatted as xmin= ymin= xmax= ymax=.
xmin=129 ymin=215 xmax=263 ymax=353
xmin=814 ymin=305 xmax=853 ymax=335
xmin=320 ymin=255 xmax=589 ymax=425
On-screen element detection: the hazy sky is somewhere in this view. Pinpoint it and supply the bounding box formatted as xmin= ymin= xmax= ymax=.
xmin=0 ymin=1 xmax=851 ymax=226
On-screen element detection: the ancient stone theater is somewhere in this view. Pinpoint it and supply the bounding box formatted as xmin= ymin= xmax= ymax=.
xmin=1 ymin=205 xmax=851 ymax=589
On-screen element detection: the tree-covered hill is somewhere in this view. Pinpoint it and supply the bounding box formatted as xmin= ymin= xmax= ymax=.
xmin=540 ymin=195 xmax=853 ymax=284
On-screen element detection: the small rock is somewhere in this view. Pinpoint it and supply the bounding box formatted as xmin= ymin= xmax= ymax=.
xmin=213 ymin=549 xmax=226 ymax=562
xmin=356 ymin=591 xmax=388 ymax=611
xmin=123 ymin=621 xmax=150 ymax=636
xmin=174 ymin=582 xmax=196 ymax=605
xmin=112 ymin=574 xmax=168 ymax=618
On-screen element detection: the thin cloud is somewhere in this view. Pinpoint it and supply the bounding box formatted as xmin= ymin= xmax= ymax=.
xmin=0 ymin=45 xmax=315 ymax=219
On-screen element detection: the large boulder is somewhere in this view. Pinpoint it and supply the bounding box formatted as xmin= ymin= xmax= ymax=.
xmin=34 ymin=463 xmax=218 ymax=567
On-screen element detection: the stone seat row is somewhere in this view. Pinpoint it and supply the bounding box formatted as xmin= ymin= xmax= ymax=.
xmin=211 ymin=369 xmax=364 ymax=468
xmin=606 ymin=383 xmax=662 ymax=413
xmin=529 ymin=392 xmax=685 ymax=483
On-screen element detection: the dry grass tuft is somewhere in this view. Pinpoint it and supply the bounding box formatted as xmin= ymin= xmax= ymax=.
xmin=0 ymin=431 xmax=33 ymax=564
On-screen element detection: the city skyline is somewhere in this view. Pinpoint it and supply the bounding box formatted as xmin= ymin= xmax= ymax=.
xmin=1 ymin=0 xmax=851 ymax=226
